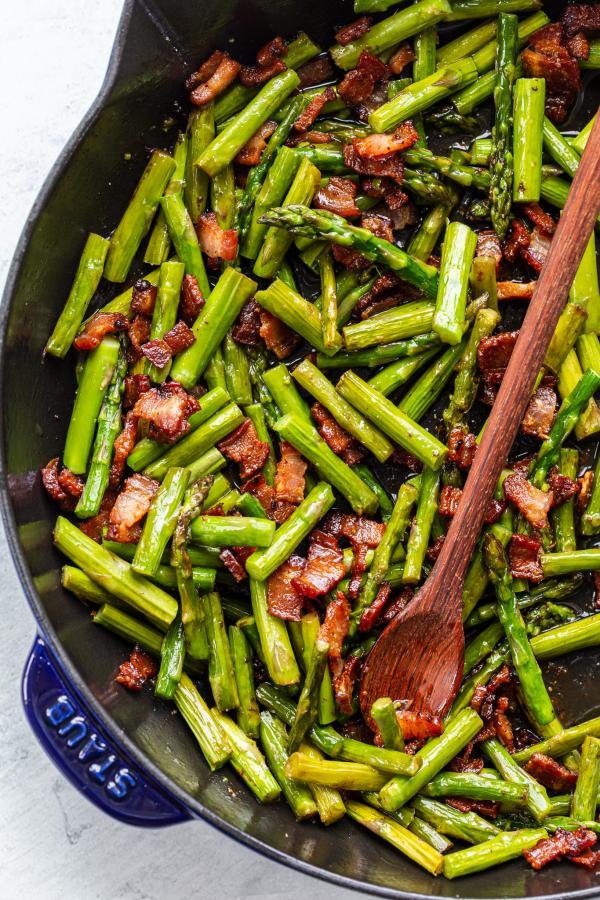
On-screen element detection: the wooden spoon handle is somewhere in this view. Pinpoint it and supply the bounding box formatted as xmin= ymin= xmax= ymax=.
xmin=427 ymin=110 xmax=600 ymax=611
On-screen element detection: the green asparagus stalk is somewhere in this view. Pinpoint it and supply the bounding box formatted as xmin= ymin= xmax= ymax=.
xmin=254 ymin=279 xmax=342 ymax=357
xmin=286 ymin=753 xmax=388 ymax=791
xmin=298 ymin=742 xmax=345 ymax=825
xmin=437 ymin=19 xmax=497 ymax=64
xmin=229 ymin=625 xmax=260 ymax=738
xmin=482 ymin=737 xmax=552 ymax=821
xmin=170 ymin=268 xmax=257 ymax=388
xmin=541 ymin=549 xmax=600 ymax=577
xmin=571 ymin=233 xmax=600 ymax=333
xmin=558 ymin=351 xmax=600 ymax=442
xmin=204 ymin=345 xmax=227 ymax=393
xmin=249 ymin=578 xmax=300 ymax=686
xmin=542 ymin=116 xmax=581 ymax=180
xmin=174 ymin=673 xmax=231 ymax=770
xmin=403 ymin=148 xmax=490 ymax=191
xmin=160 ymin=192 xmax=210 ymax=297
xmin=213 ymin=709 xmax=280 ymax=803
xmin=572 ymin=113 xmax=597 ymax=154
xmin=443 ymin=829 xmax=548 ymax=879
xmin=336 ymin=371 xmax=449 ymax=471
xmin=185 ymin=106 xmax=214 ymax=223
xmin=403 ymin=467 xmax=441 ymax=584
xmin=571 ymin=736 xmax=600 ymax=821
xmin=317 ymin=333 xmax=442 ymax=370
xmin=145 ymin=132 xmax=187 ymax=265
xmin=255 ymin=683 xmax=344 ymax=758
xmin=343 ymin=301 xmax=436 ymax=351
xmin=398 ymin=341 xmax=467 ymax=422
xmin=447 ymin=0 xmax=541 ymax=18
xmin=145 ymin=260 xmax=186 ymax=382
xmin=433 ymin=222 xmax=477 ymax=345
xmin=241 ymin=146 xmax=301 ymax=260
xmin=408 ymin=203 xmax=454 ymax=262
xmin=444 ymin=308 xmax=500 ymax=431
xmin=258 ymin=206 xmax=439 ymax=298
xmin=185 ymin=448 xmax=227 ymax=484
xmin=552 ymin=448 xmax=578 ymax=552
xmin=371 ymin=698 xmax=405 ymax=752
xmin=346 ymin=800 xmax=444 ymax=876
xmin=513 ymin=716 xmax=600 ymax=764
xmin=288 ymin=637 xmax=330 ymax=752
xmin=104 ymin=150 xmax=176 ymax=282
xmin=63 ymin=336 xmax=120 ymax=474
xmin=262 ymin=362 xmax=311 ymax=424
xmin=191 ymin=515 xmax=275 ymax=548
xmin=260 ymin=712 xmax=317 ymax=819
xmin=319 ymin=249 xmax=339 ymax=352
xmin=544 ymin=302 xmax=588 ymax=374
xmin=45 ymin=234 xmax=110 ymax=356
xmin=155 ymin=615 xmax=185 ymax=700
xmin=581 ymin=453 xmax=600 ymax=536
xmin=245 ymin=403 xmax=276 ymax=486
xmin=93 ymin=602 xmax=163 ymax=654
xmin=423 ymin=772 xmax=528 ymax=805
xmin=300 ymin=612 xmax=336 ymax=726
xmin=133 ymin=467 xmax=190 ymax=577
xmin=203 ymin=591 xmax=239 ymax=711
xmin=368 ymin=350 xmax=440 ymax=399
xmin=513 ymin=78 xmax=545 ymax=203
xmin=470 ymin=137 xmax=492 ymax=166
xmin=489 ymin=14 xmax=518 ymax=238
xmin=64 ymin=566 xmax=113 ymax=606
xmin=410 ymin=795 xmax=500 ymax=844
xmin=339 ymin=739 xmax=420 ymax=776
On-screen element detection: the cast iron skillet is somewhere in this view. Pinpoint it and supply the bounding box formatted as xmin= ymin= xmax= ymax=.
xmin=3 ymin=0 xmax=600 ymax=896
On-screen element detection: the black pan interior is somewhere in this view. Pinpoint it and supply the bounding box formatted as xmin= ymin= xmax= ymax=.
xmin=2 ymin=1 xmax=600 ymax=896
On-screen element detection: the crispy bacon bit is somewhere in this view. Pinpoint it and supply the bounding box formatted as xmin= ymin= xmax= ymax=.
xmin=292 ymin=531 xmax=346 ymax=599
xmin=267 ymin=555 xmax=305 ymax=620
xmin=548 ymin=469 xmax=580 ymax=508
xmin=332 ymin=244 xmax=371 ymax=271
xmin=196 ymin=212 xmax=238 ymax=263
xmin=446 ymin=798 xmax=500 ymax=818
xmin=233 ymin=300 xmax=263 ymax=347
xmin=397 ymin=710 xmax=443 ymax=741
xmin=241 ymin=475 xmax=295 ymax=525
xmin=123 ymin=374 xmax=150 ymax=410
xmin=577 ymin=469 xmax=594 ymax=514
xmin=425 ymin=535 xmax=445 ymax=562
xmin=522 ymin=384 xmax=557 ymax=439
xmin=348 ymin=543 xmax=370 ymax=600
xmin=449 ymin=742 xmax=484 ymax=774
xmin=257 ymin=36 xmax=287 ymax=67
xmin=361 ymin=212 xmax=394 ymax=243
xmin=524 ymin=827 xmax=597 ymax=870
xmin=163 ymin=320 xmax=195 ymax=354
xmin=333 ymin=654 xmax=360 ymax=716
xmin=562 ymin=5 xmax=600 ymax=36
xmin=141 ymin=339 xmax=172 ymax=370
xmin=335 ymin=16 xmax=372 ymax=45
xmin=130 ymin=279 xmax=157 ymax=317
xmin=522 ymin=24 xmax=581 ymax=124
xmin=115 ymin=647 xmax=158 ymax=691
xmin=110 ymin=412 xmax=139 ymax=485
xmin=179 ymin=274 xmax=205 ymax=325
xmin=42 ymin=458 xmax=80 ymax=511
xmin=259 ymin=310 xmax=300 ymax=359
xmin=293 ymin=87 xmax=335 ymax=132
xmin=340 ymin=514 xmax=386 ymax=547
xmin=381 ymin=587 xmax=414 ymax=625
xmin=189 ymin=50 xmax=241 ymax=105
xmin=344 ymin=144 xmax=404 ymax=184
xmin=521 ymin=227 xmax=551 ymax=273
xmin=504 ymin=473 xmax=553 ymax=530
xmin=133 ymin=382 xmax=199 ymax=444
xmin=521 ymin=203 xmax=556 ymax=235
xmin=509 ymin=533 xmax=544 ymax=583
xmin=358 ymin=582 xmax=392 ymax=633
xmin=74 ymin=312 xmax=128 ymax=352
xmin=128 ymin=314 xmax=151 ymax=362
xmin=218 ymin=418 xmax=269 ymax=479
xmin=297 ymin=56 xmax=335 ymax=88
xmin=571 ymin=848 xmax=600 ymax=869
xmin=219 ymin=548 xmax=248 ymax=583
xmin=447 ymin=427 xmax=477 ymax=470
xmin=497 ymin=280 xmax=536 ymax=301
xmin=311 ymin=402 xmax=366 ymax=465
xmin=338 ymin=68 xmax=376 ymax=106
xmin=439 ymin=485 xmax=462 ymax=518
xmin=503 ymin=219 xmax=531 ymax=263
xmin=355 ymin=273 xmax=400 ymax=316
xmin=107 ymin=473 xmax=159 ymax=543
xmin=320 ymin=591 xmax=351 ymax=677
xmin=389 ymin=43 xmax=416 ymax=74
xmin=275 ymin=441 xmax=306 ymax=505
xmin=314 ymin=176 xmax=360 ymax=218
xmin=79 ymin=507 xmax=111 ymax=542
xmin=524 ymin=753 xmax=579 ymax=792
xmin=477 ymin=331 xmax=519 ymax=371
xmin=239 ymin=41 xmax=286 ymax=88
xmin=353 ymin=123 xmax=419 ymax=160
xmin=236 ymin=120 xmax=277 ymax=165
xmin=476 ymin=229 xmax=502 ymax=269
xmin=287 ymin=130 xmax=334 ymax=146
xmin=493 ymin=708 xmax=515 ymax=751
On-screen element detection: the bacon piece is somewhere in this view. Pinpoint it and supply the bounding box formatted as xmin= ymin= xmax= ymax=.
xmin=74 ymin=312 xmax=128 ymax=352
xmin=338 ymin=68 xmax=376 ymax=106
xmin=397 ymin=710 xmax=443 ymax=741
xmin=110 ymin=412 xmax=139 ymax=485
xmin=449 ymin=742 xmax=484 ymax=774
xmin=493 ymin=708 xmax=514 ymax=751
xmin=524 ymin=753 xmax=579 ymax=792
xmin=320 ymin=591 xmax=351 ymax=677
xmin=259 ymin=310 xmax=300 ymax=359
xmin=332 ymin=244 xmax=371 ymax=271
xmin=133 ymin=382 xmax=199 ymax=444
xmin=522 ymin=24 xmax=581 ymax=124
xmin=344 ymin=144 xmax=404 ymax=184
xmin=521 ymin=203 xmax=556 ymax=236
xmin=127 ymin=314 xmax=151 ymax=362
xmin=524 ymin=827 xmax=597 ymax=870
xmin=107 ymin=473 xmax=159 ymax=543
xmin=130 ymin=279 xmax=157 ymax=317
xmin=504 ymin=473 xmax=553 ymax=530
xmin=381 ymin=587 xmax=414 ymax=625
xmin=219 ymin=548 xmax=248 ymax=583
xmin=287 ymin=130 xmax=334 ymax=146
xmin=123 ymin=374 xmax=151 ymax=410
xmin=275 ymin=441 xmax=306 ymax=504
xmin=389 ymin=43 xmax=416 ymax=74
xmin=577 ymin=469 xmax=594 ymax=514
xmin=521 ymin=227 xmax=551 ymax=273
xmin=355 ymin=273 xmax=401 ymax=316
xmin=239 ymin=49 xmax=286 ymax=87
xmin=141 ymin=339 xmax=172 ymax=370
xmin=571 ymin=848 xmax=600 ymax=869
xmin=348 ymin=543 xmax=370 ymax=600
xmin=521 ymin=384 xmax=557 ymax=439
xmin=562 ymin=4 xmax=600 ymax=38
xmin=236 ymin=120 xmax=277 ymax=165
xmin=447 ymin=427 xmax=477 ymax=471
xmin=293 ymin=87 xmax=335 ymax=132
xmin=439 ymin=485 xmax=462 ymax=518
xmin=179 ymin=274 xmax=205 ymax=325
xmin=314 ymin=176 xmax=360 ymax=219
xmin=189 ymin=50 xmax=241 ymax=105
xmin=257 ymin=36 xmax=287 ymax=67
xmin=509 ymin=533 xmax=544 ymax=583
xmin=218 ymin=418 xmax=269 ymax=479
xmin=335 ymin=16 xmax=372 ymax=45
xmin=338 ymin=514 xmax=386 ymax=548
xmin=115 ymin=647 xmax=158 ymax=691
xmin=548 ymin=470 xmax=580 ymax=507
xmin=267 ymin=555 xmax=306 ymax=620
xmin=232 ymin=299 xmax=262 ymax=347
xmin=361 ymin=212 xmax=394 ymax=243
xmin=196 ymin=212 xmax=238 ymax=263
xmin=353 ymin=123 xmax=419 ymax=160
xmin=358 ymin=582 xmax=393 ymax=633
xmin=446 ymin=798 xmax=499 ymax=818
xmin=79 ymin=507 xmax=111 ymax=542
xmin=292 ymin=531 xmax=346 ymax=599
xmin=476 ymin=229 xmax=502 ymax=269
xmin=297 ymin=56 xmax=335 ymax=88
xmin=311 ymin=402 xmax=366 ymax=465
xmin=477 ymin=331 xmax=518 ymax=371
xmin=42 ymin=458 xmax=80 ymax=511
xmin=497 ymin=280 xmax=536 ymax=301
xmin=503 ymin=219 xmax=531 ymax=263
xmin=333 ymin=655 xmax=360 ymax=716
xmin=163 ymin=320 xmax=195 ymax=354
xmin=241 ymin=475 xmax=295 ymax=525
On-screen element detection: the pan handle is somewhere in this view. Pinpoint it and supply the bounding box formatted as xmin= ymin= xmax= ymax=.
xmin=22 ymin=636 xmax=189 ymax=827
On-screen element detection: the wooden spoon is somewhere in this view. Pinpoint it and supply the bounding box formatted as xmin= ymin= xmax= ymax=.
xmin=360 ymin=112 xmax=600 ymax=721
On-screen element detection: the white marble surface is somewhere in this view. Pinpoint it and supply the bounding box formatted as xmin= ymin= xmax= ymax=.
xmin=0 ymin=4 xmax=359 ymax=898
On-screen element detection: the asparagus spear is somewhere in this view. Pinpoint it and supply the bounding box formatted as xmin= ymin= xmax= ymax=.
xmin=319 ymin=249 xmax=339 ymax=353
xmin=145 ymin=132 xmax=187 ymax=265
xmin=104 ymin=150 xmax=176 ymax=283
xmin=191 ymin=514 xmax=275 ymax=548
xmin=185 ymin=106 xmax=214 ymax=223
xmin=343 ymin=301 xmax=436 ymax=351
xmin=437 ymin=19 xmax=498 ymax=64
xmin=145 ymin=260 xmax=186 ymax=382
xmin=482 ymin=737 xmax=552 ymax=822
xmin=398 ymin=341 xmax=467 ymax=422
xmin=403 ymin=467 xmax=441 ymax=585
xmin=340 ymin=739 xmax=420 ymax=776
xmin=197 ymin=69 xmax=300 ymax=177
xmin=249 ymin=578 xmax=300 ymax=687
xmin=254 ymin=279 xmax=342 ymax=357
xmin=133 ymin=467 xmax=190 ymax=577
xmin=489 ymin=14 xmax=518 ymax=238
xmin=408 ymin=203 xmax=453 ymax=262
xmin=316 ymin=333 xmax=442 ymax=370
xmin=347 ymin=800 xmax=444 ymax=876
xmin=552 ymin=449 xmax=578 ymax=551
xmin=371 ymin=698 xmax=406 ymax=752
xmin=255 ymin=683 xmax=344 ymax=758
xmin=542 ymin=117 xmax=581 ymax=180
xmin=229 ymin=625 xmax=260 ymax=738
xmin=45 ymin=234 xmax=110 ymax=357
xmin=63 ymin=336 xmax=120 ymax=474
xmin=423 ymin=772 xmax=528 ymax=805
xmin=260 ymin=713 xmax=317 ymax=820
xmin=286 ymin=753 xmax=388 ymax=791
xmin=160 ymin=192 xmax=210 ymax=297
xmin=155 ymin=614 xmax=185 ymax=700
xmin=571 ymin=736 xmax=600 ymax=821
xmin=299 ymin=612 xmax=336 ymax=726
xmin=298 ymin=742 xmax=345 ymax=825
xmin=174 ymin=673 xmax=231 ymax=770
xmin=240 ymin=146 xmax=301 ymax=260
xmin=288 ymin=637 xmax=330 ymax=753
xmin=558 ymin=351 xmax=600 ymax=442
xmin=262 ymin=362 xmax=311 ymax=423
xmin=513 ymin=716 xmax=600 ymax=764
xmin=443 ymin=829 xmax=548 ymax=879
xmin=433 ymin=222 xmax=477 ymax=345
xmin=444 ymin=308 xmax=500 ymax=431
xmin=410 ymin=796 xmax=500 ymax=844
xmin=212 ymin=709 xmax=280 ymax=803
xmin=448 ymin=0 xmax=541 ymax=17
xmin=571 ymin=233 xmax=600 ymax=333
xmin=64 ymin=566 xmax=113 ymax=606
xmin=513 ymin=78 xmax=545 ymax=203
xmin=258 ymin=206 xmax=439 ymax=298
xmin=203 ymin=591 xmax=239 ymax=712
